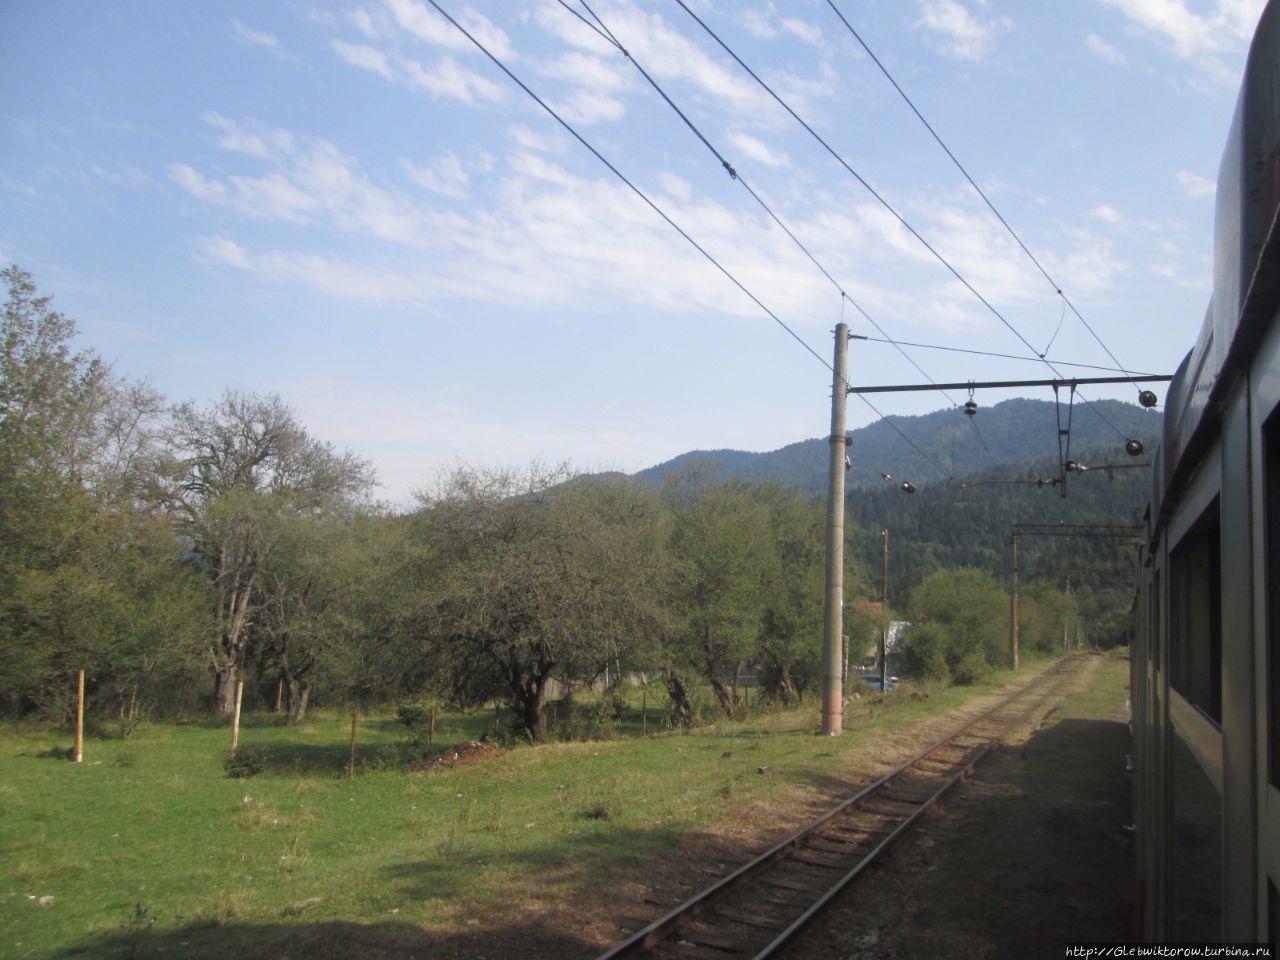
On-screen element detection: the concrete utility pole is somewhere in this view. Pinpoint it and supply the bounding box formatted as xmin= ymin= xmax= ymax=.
xmin=822 ymin=324 xmax=850 ymax=736
xmin=880 ymin=528 xmax=889 ymax=691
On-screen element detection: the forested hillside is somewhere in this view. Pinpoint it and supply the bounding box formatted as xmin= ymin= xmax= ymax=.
xmin=638 ymin=397 xmax=1162 ymax=496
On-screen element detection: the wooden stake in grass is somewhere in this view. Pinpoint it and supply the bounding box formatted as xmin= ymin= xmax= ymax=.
xmin=428 ymin=707 xmax=436 ymax=751
xmin=347 ymin=708 xmax=358 ymax=778
xmin=641 ymin=690 xmax=647 ymax=737
xmin=230 ymin=679 xmax=245 ymax=753
xmin=73 ymin=670 xmax=85 ymax=764
xmin=275 ymin=678 xmax=283 ymax=713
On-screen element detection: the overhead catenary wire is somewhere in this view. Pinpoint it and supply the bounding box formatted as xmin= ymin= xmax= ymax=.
xmin=426 ymin=0 xmax=957 ymax=482
xmin=562 ymin=0 xmax=993 ymax=464
xmin=673 ymin=0 xmax=1132 ymax=440
xmin=852 ymin=336 xmax=1159 ymax=375
xmin=823 ymin=0 xmax=1142 ymax=393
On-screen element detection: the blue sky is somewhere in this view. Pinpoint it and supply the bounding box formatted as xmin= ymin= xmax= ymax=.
xmin=1 ymin=0 xmax=1266 ymax=503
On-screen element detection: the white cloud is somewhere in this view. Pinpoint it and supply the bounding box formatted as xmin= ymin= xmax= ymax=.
xmin=1100 ymin=0 xmax=1264 ymax=77
xmin=203 ymin=111 xmax=294 ymax=160
xmin=740 ymin=6 xmax=823 ymax=46
xmin=231 ymin=19 xmax=295 ymax=62
xmin=729 ymin=131 xmax=790 ymax=169
xmin=194 ymin=235 xmax=252 ymax=269
xmin=383 ymin=0 xmax=515 ymax=60
xmin=174 ymin=116 xmax=427 ymax=244
xmin=399 ymin=54 xmax=506 ymax=103
xmin=1177 ymin=169 xmax=1216 ymax=197
xmin=169 ymin=163 xmax=227 ymax=202
xmin=553 ymin=88 xmax=626 ymax=124
xmin=403 ymin=151 xmax=470 ymax=199
xmin=1091 ymin=203 xmax=1124 ymax=224
xmin=534 ymin=0 xmax=783 ymax=124
xmin=331 ymin=39 xmax=395 ymax=79
xmin=1085 ymin=32 xmax=1127 ymax=64
xmin=916 ymin=0 xmax=1013 ymax=62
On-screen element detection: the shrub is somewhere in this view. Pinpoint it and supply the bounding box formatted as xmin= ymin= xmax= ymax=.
xmin=950 ymin=652 xmax=991 ymax=686
xmin=898 ymin=621 xmax=951 ymax=682
xmin=224 ymin=747 xmax=264 ymax=779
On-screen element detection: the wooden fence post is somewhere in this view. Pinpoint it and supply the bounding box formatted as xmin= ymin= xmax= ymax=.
xmin=428 ymin=707 xmax=436 ymax=751
xmin=73 ymin=670 xmax=85 ymax=763
xmin=641 ymin=690 xmax=647 ymax=737
xmin=347 ymin=708 xmax=359 ymax=778
xmin=230 ymin=679 xmax=245 ymax=753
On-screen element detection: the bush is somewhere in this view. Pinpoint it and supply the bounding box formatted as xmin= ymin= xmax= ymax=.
xmin=950 ymin=652 xmax=990 ymax=686
xmin=224 ymin=747 xmax=264 ymax=778
xmin=898 ymin=621 xmax=951 ymax=682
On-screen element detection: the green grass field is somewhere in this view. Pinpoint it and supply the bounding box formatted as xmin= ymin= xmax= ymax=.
xmin=1 ymin=666 xmax=1064 ymax=960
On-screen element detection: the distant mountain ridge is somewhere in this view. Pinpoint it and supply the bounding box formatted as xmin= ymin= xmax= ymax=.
xmin=635 ymin=398 xmax=1163 ymax=495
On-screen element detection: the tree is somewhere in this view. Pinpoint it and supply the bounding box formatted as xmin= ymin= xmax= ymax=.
xmin=0 ymin=266 xmax=204 ymax=720
xmin=903 ymin=567 xmax=1009 ymax=683
xmin=256 ymin=507 xmax=400 ymax=723
xmin=413 ymin=465 xmax=666 ymax=743
xmin=663 ymin=477 xmax=770 ymax=718
xmin=163 ymin=391 xmax=374 ymax=714
xmin=754 ymin=486 xmax=824 ymax=705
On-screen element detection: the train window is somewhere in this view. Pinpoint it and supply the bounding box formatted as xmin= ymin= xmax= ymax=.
xmin=1168 ymin=500 xmax=1222 ymax=725
xmin=1266 ymin=408 xmax=1280 ymax=788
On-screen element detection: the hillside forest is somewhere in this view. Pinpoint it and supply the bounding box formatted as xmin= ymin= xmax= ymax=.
xmin=2 ymin=268 xmax=1153 ymax=740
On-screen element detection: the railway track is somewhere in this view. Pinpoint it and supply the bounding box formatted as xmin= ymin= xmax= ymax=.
xmin=596 ymin=656 xmax=1087 ymax=960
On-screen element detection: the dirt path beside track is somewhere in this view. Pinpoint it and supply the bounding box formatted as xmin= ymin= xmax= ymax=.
xmin=775 ymin=652 xmax=1134 ymax=960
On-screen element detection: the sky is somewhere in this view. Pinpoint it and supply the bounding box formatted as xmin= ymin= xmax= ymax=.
xmin=0 ymin=0 xmax=1268 ymax=504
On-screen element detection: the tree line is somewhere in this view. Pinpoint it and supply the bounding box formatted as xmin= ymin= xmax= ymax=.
xmin=1 ymin=268 xmax=1098 ymax=742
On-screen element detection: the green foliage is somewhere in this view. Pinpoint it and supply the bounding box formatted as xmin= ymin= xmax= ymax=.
xmin=899 ymin=568 xmax=1009 ymax=681
xmin=898 ymin=620 xmax=952 ymax=682
xmin=412 ymin=465 xmax=668 ymax=742
xmin=0 ymin=267 xmax=207 ymax=720
xmin=223 ymin=746 xmax=264 ymax=778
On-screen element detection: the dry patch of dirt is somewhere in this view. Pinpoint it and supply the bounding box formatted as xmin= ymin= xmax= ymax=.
xmin=410 ymin=740 xmax=502 ymax=772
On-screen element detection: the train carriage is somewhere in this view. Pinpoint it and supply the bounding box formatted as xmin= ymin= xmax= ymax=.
xmin=1132 ymin=0 xmax=1280 ymax=942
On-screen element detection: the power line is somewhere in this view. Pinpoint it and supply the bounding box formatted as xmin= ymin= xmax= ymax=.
xmin=422 ymin=1 xmax=824 ymax=367
xmin=853 ymin=336 xmax=1159 ymax=375
xmin=823 ymin=0 xmax=1141 ymax=394
xmin=427 ymin=0 xmax=957 ymax=482
xmin=563 ymin=0 xmax=987 ymax=464
xmin=672 ymin=0 xmax=1132 ymax=440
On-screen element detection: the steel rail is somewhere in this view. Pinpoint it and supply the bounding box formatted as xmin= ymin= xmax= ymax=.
xmin=595 ymin=656 xmax=1084 ymax=960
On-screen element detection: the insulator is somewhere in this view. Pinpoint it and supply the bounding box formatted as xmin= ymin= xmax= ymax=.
xmin=1138 ymin=390 xmax=1158 ymax=408
xmin=963 ymin=399 xmax=977 ymax=416
xmin=1125 ymin=439 xmax=1144 ymax=456
xmin=900 ymin=481 xmax=917 ymax=494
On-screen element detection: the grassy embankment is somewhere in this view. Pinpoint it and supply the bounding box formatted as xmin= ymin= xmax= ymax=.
xmin=2 ymin=660 xmax=1066 ymax=959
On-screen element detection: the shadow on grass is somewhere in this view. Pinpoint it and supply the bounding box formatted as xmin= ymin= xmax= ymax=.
xmin=57 ymin=915 xmax=603 ymax=960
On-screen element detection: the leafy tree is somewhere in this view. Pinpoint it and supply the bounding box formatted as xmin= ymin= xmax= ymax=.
xmin=413 ymin=465 xmax=666 ymax=743
xmin=902 ymin=567 xmax=1009 ymax=683
xmin=162 ymin=391 xmax=374 ymax=714
xmin=256 ymin=507 xmax=402 ymax=723
xmin=0 ymin=267 xmax=205 ymax=720
xmin=662 ymin=477 xmax=771 ymax=718
xmin=754 ymin=486 xmax=824 ymax=705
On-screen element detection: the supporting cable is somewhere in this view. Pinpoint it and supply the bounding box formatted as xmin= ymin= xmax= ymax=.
xmin=560 ymin=0 xmax=962 ymax=409
xmin=428 ymin=0 xmax=957 ymax=481
xmin=824 ymin=0 xmax=1141 ymax=393
xmin=853 ymin=336 xmax=1158 ymax=375
xmin=673 ymin=0 xmax=1132 ymax=440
